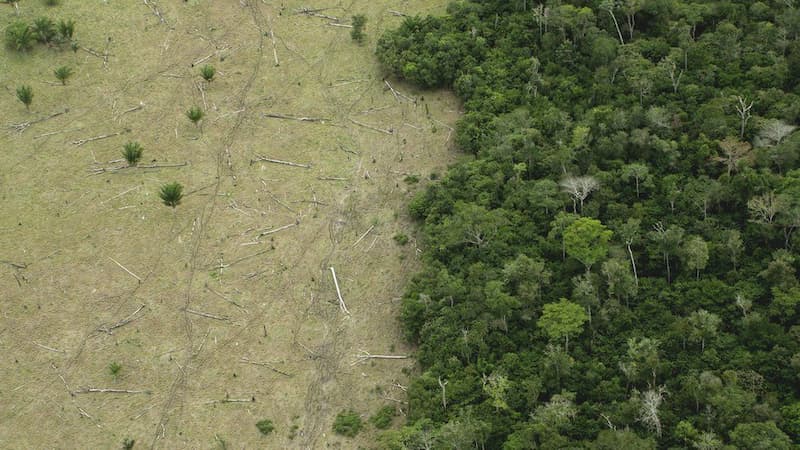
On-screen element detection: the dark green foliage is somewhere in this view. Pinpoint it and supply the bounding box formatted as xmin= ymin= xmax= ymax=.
xmin=403 ymin=174 xmax=420 ymax=184
xmin=186 ymin=106 xmax=204 ymax=127
xmin=57 ymin=19 xmax=75 ymax=41
xmin=255 ymin=419 xmax=274 ymax=435
xmin=370 ymin=405 xmax=396 ymax=429
xmin=31 ymin=17 xmax=56 ymax=44
xmin=109 ymin=362 xmax=121 ymax=378
xmin=53 ymin=66 xmax=73 ymax=85
xmin=122 ymin=438 xmax=135 ymax=450
xmin=351 ymin=14 xmax=367 ymax=43
xmin=199 ymin=64 xmax=215 ymax=82
xmin=5 ymin=21 xmax=34 ymax=52
xmin=44 ymin=0 xmax=60 ymax=5
xmin=332 ymin=410 xmax=362 ymax=437
xmin=122 ymin=142 xmax=143 ymax=166
xmin=159 ymin=182 xmax=183 ymax=208
xmin=16 ymin=85 xmax=33 ymax=110
xmin=378 ymin=0 xmax=800 ymax=447
xmin=393 ymin=233 xmax=409 ymax=246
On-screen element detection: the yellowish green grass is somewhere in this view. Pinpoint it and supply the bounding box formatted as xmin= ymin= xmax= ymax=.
xmin=0 ymin=1 xmax=459 ymax=447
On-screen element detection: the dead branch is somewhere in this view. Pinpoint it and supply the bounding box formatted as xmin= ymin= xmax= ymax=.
xmin=388 ymin=10 xmax=408 ymax=17
xmin=318 ymin=176 xmax=347 ymax=181
xmin=384 ymin=80 xmax=415 ymax=103
xmin=1 ymin=260 xmax=28 ymax=269
xmin=195 ymin=81 xmax=208 ymax=110
xmin=330 ymin=267 xmax=350 ymax=315
xmin=8 ymin=108 xmax=69 ymax=133
xmin=352 ymin=225 xmax=374 ymax=248
xmin=72 ymin=130 xmax=126 ymax=146
xmin=34 ymin=127 xmax=82 ymax=139
xmin=250 ymin=155 xmax=311 ymax=168
xmin=205 ymin=283 xmax=245 ymax=309
xmin=295 ymin=7 xmax=340 ymax=21
xmin=97 ymin=304 xmax=146 ymax=335
xmin=239 ymin=357 xmax=293 ymax=377
xmin=143 ymin=0 xmax=167 ymax=24
xmin=88 ymin=162 xmax=188 ymax=175
xmin=352 ymin=351 xmax=408 ymax=365
xmin=257 ymin=221 xmax=298 ymax=237
xmin=117 ymin=102 xmax=145 ymax=119
xmin=266 ymin=15 xmax=279 ymax=66
xmin=349 ymin=118 xmax=394 ymax=135
xmin=204 ymin=397 xmax=256 ymax=404
xmin=76 ymin=387 xmax=151 ymax=394
xmin=185 ymin=308 xmax=229 ymax=321
xmin=101 ymin=185 xmax=140 ymax=205
xmin=332 ymin=78 xmax=370 ymax=87
xmin=108 ymin=256 xmax=142 ymax=283
xmin=263 ymin=112 xmax=329 ymax=123
xmin=327 ymin=22 xmax=352 ymax=28
xmin=34 ymin=342 xmax=65 ymax=353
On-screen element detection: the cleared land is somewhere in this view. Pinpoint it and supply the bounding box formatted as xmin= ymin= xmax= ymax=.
xmin=0 ymin=1 xmax=459 ymax=447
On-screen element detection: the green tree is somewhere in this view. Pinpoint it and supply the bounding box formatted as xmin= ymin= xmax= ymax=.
xmin=351 ymin=14 xmax=367 ymax=43
xmin=649 ymin=222 xmax=684 ymax=283
xmin=159 ymin=182 xmax=183 ymax=208
xmin=199 ymin=64 xmax=215 ymax=82
xmin=122 ymin=142 xmax=143 ymax=166
xmin=53 ymin=66 xmax=73 ymax=85
xmin=186 ymin=106 xmax=204 ymax=129
xmin=686 ymin=309 xmax=721 ymax=352
xmin=5 ymin=21 xmax=34 ymax=52
xmin=683 ymin=236 xmax=709 ymax=280
xmin=538 ymin=299 xmax=589 ymax=351
xmin=729 ymin=422 xmax=792 ymax=450
xmin=563 ymin=217 xmax=613 ymax=273
xmin=16 ymin=85 xmax=33 ymax=111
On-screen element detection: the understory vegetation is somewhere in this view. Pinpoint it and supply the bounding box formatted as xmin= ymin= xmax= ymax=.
xmin=376 ymin=1 xmax=800 ymax=448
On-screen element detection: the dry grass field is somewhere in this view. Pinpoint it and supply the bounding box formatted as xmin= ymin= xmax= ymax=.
xmin=0 ymin=1 xmax=460 ymax=448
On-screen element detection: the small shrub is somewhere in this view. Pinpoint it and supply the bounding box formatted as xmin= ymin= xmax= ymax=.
xmin=32 ymin=17 xmax=57 ymax=44
xmin=256 ymin=419 xmax=274 ymax=435
xmin=109 ymin=362 xmax=122 ymax=378
xmin=351 ymin=15 xmax=367 ymax=43
xmin=159 ymin=182 xmax=184 ymax=208
xmin=122 ymin=142 xmax=143 ymax=166
xmin=122 ymin=438 xmax=135 ymax=450
xmin=54 ymin=66 xmax=73 ymax=85
xmin=44 ymin=0 xmax=61 ymax=5
xmin=403 ymin=174 xmax=420 ymax=184
xmin=57 ymin=19 xmax=75 ymax=41
xmin=16 ymin=85 xmax=33 ymax=110
xmin=200 ymin=64 xmax=215 ymax=82
xmin=5 ymin=21 xmax=34 ymax=52
xmin=186 ymin=106 xmax=204 ymax=127
xmin=332 ymin=410 xmax=362 ymax=437
xmin=370 ymin=405 xmax=396 ymax=429
xmin=393 ymin=233 xmax=409 ymax=246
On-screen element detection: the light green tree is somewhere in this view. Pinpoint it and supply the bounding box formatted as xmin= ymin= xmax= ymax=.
xmin=564 ymin=217 xmax=613 ymax=273
xmin=538 ymin=299 xmax=589 ymax=352
xmin=683 ymin=236 xmax=709 ymax=280
xmin=687 ymin=309 xmax=721 ymax=352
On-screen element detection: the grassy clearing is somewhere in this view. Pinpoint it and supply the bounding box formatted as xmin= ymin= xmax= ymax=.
xmin=0 ymin=0 xmax=458 ymax=447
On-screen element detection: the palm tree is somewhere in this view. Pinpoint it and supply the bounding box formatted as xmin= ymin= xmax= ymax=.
xmin=122 ymin=142 xmax=143 ymax=166
xmin=159 ymin=182 xmax=183 ymax=208
xmin=54 ymin=66 xmax=73 ymax=85
xmin=199 ymin=64 xmax=215 ymax=82
xmin=186 ymin=106 xmax=204 ymax=128
xmin=16 ymin=85 xmax=33 ymax=111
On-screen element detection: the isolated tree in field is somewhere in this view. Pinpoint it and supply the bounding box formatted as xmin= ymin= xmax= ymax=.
xmin=351 ymin=14 xmax=367 ymax=43
xmin=53 ymin=66 xmax=73 ymax=85
xmin=5 ymin=21 xmax=34 ymax=52
xmin=122 ymin=142 xmax=143 ymax=166
xmin=683 ymin=236 xmax=709 ymax=280
xmin=199 ymin=64 xmax=215 ymax=82
xmin=563 ymin=217 xmax=612 ymax=273
xmin=16 ymin=85 xmax=33 ymax=111
xmin=687 ymin=309 xmax=720 ymax=352
xmin=538 ymin=299 xmax=588 ymax=352
xmin=57 ymin=19 xmax=75 ymax=43
xmin=560 ymin=175 xmax=599 ymax=213
xmin=32 ymin=17 xmax=56 ymax=44
xmin=159 ymin=182 xmax=183 ymax=208
xmin=186 ymin=106 xmax=204 ymax=130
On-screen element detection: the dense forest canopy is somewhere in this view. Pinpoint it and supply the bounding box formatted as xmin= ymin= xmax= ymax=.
xmin=375 ymin=0 xmax=800 ymax=448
